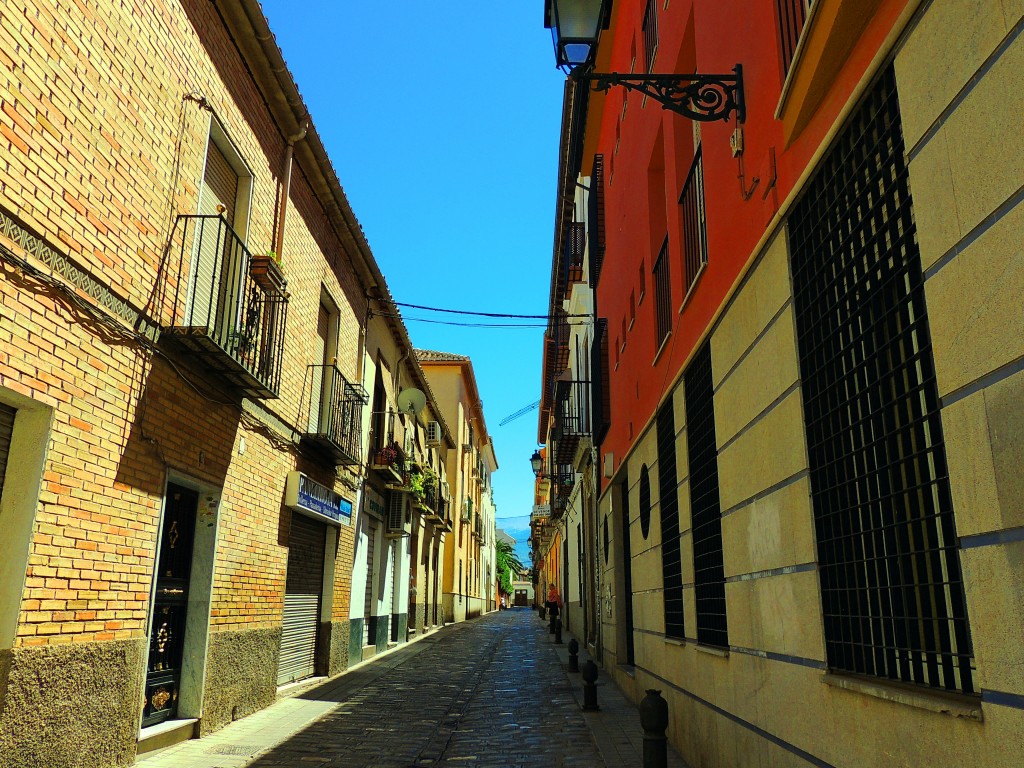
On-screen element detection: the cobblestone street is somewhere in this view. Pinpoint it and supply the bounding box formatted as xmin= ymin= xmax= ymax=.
xmin=139 ymin=610 xmax=687 ymax=768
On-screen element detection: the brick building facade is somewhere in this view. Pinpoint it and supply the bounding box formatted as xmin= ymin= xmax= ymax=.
xmin=0 ymin=1 xmax=425 ymax=765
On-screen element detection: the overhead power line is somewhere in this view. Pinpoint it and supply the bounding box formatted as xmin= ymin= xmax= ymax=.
xmin=376 ymin=297 xmax=590 ymax=320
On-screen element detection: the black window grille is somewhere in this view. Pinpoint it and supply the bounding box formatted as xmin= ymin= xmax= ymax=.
xmin=684 ymin=342 xmax=728 ymax=648
xmin=653 ymin=239 xmax=672 ymax=346
xmin=639 ymin=464 xmax=651 ymax=539
xmin=589 ymin=155 xmax=606 ymax=287
xmin=679 ymin=146 xmax=707 ymax=295
xmin=788 ymin=66 xmax=974 ymax=694
xmin=657 ymin=400 xmax=683 ymax=638
xmin=642 ymin=0 xmax=658 ymax=73
xmin=591 ymin=319 xmax=611 ymax=444
xmin=776 ymin=0 xmax=811 ymax=77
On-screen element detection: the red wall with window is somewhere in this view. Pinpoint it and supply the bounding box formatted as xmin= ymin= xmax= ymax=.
xmin=593 ymin=0 xmax=912 ymax=473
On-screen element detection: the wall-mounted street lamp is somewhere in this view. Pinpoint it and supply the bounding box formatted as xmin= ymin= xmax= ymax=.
xmin=530 ymin=449 xmax=546 ymax=479
xmin=544 ymin=0 xmax=745 ymax=123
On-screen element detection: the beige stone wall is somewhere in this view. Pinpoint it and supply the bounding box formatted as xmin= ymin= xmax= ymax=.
xmin=899 ymin=0 xmax=1024 ymax=720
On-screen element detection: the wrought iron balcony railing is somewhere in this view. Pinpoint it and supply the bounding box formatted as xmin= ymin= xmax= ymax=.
xmin=163 ymin=215 xmax=287 ymax=398
xmin=300 ymin=364 xmax=367 ymax=466
xmin=551 ymin=378 xmax=591 ymax=465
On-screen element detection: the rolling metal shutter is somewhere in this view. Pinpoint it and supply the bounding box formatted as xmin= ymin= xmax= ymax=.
xmin=190 ymin=142 xmax=238 ymax=327
xmin=363 ymin=521 xmax=377 ymax=647
xmin=0 ymin=403 xmax=14 ymax=501
xmin=278 ymin=514 xmax=325 ymax=686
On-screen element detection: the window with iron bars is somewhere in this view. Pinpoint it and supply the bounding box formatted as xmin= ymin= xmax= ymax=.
xmin=788 ymin=65 xmax=974 ymax=694
xmin=776 ymin=0 xmax=812 ymax=78
xmin=679 ymin=146 xmax=707 ymax=297
xmin=685 ymin=342 xmax=728 ymax=648
xmin=642 ymin=0 xmax=658 ymax=73
xmin=652 ymin=238 xmax=672 ymax=346
xmin=657 ymin=399 xmax=684 ymax=639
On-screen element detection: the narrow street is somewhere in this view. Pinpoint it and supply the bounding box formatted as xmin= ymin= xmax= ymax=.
xmin=138 ymin=610 xmax=687 ymax=768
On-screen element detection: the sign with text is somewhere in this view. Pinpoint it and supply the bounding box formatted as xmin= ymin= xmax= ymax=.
xmin=285 ymin=471 xmax=352 ymax=527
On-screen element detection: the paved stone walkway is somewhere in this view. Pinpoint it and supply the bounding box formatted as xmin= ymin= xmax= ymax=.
xmin=139 ymin=609 xmax=688 ymax=768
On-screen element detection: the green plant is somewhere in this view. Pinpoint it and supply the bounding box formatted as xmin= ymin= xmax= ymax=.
xmin=496 ymin=539 xmax=525 ymax=596
xmin=422 ymin=467 xmax=439 ymax=491
xmin=266 ymin=250 xmax=281 ymax=265
xmin=409 ymin=471 xmax=426 ymax=502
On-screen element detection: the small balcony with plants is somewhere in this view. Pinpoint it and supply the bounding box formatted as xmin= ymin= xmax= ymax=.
xmin=300 ymin=364 xmax=367 ymax=466
xmin=371 ymin=410 xmax=406 ymax=483
xmin=162 ymin=214 xmax=288 ymax=399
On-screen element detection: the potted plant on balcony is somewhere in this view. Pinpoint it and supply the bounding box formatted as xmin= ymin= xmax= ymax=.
xmin=249 ymin=250 xmax=286 ymax=294
xmin=409 ymin=471 xmax=426 ymax=505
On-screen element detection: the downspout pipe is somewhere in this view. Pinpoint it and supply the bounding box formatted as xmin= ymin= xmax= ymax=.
xmin=273 ymin=119 xmax=309 ymax=260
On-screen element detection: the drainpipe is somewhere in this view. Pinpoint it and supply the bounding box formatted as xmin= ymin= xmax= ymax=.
xmin=273 ymin=118 xmax=309 ymax=260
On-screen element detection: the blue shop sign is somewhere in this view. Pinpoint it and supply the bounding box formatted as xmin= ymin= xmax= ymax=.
xmin=285 ymin=471 xmax=352 ymax=526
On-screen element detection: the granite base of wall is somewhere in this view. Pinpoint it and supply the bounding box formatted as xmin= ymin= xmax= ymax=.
xmin=348 ymin=618 xmax=364 ymax=665
xmin=326 ymin=619 xmax=350 ymax=676
xmin=0 ymin=638 xmax=145 ymax=768
xmin=393 ymin=613 xmax=408 ymax=644
xmin=374 ymin=614 xmax=389 ymax=652
xmin=199 ymin=627 xmax=279 ymax=737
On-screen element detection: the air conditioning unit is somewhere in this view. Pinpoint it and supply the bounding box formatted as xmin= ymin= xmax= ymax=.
xmin=386 ymin=491 xmax=408 ymax=537
xmin=441 ymin=481 xmax=451 ymax=502
xmin=426 ymin=420 xmax=442 ymax=445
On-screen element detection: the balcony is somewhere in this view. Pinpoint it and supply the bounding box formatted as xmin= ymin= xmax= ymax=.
xmin=551 ymin=378 xmax=591 ymax=465
xmin=371 ymin=411 xmax=407 ymax=483
xmin=300 ymin=365 xmax=367 ymax=466
xmin=549 ymin=465 xmax=576 ymax=520
xmin=162 ymin=215 xmax=287 ymax=399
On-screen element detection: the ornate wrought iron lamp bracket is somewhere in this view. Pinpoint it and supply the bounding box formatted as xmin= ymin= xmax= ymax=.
xmin=577 ymin=64 xmax=745 ymax=123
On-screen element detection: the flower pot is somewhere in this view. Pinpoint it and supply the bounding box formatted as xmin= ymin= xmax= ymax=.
xmin=249 ymin=255 xmax=286 ymax=294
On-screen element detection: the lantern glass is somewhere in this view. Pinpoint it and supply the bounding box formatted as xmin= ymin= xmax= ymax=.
xmin=550 ymin=0 xmax=605 ymax=68
xmin=530 ymin=450 xmax=544 ymax=476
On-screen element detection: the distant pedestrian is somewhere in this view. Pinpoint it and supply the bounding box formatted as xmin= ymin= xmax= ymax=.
xmin=545 ymin=584 xmax=561 ymax=620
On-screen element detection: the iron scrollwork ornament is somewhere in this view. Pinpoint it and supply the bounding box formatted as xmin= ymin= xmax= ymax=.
xmin=580 ymin=65 xmax=745 ymax=123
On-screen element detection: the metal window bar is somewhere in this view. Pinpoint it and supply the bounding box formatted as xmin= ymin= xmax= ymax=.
xmin=302 ymin=365 xmax=367 ymax=465
xmin=642 ymin=0 xmax=658 ymax=73
xmin=776 ymin=0 xmax=811 ymax=77
xmin=685 ymin=342 xmax=728 ymax=648
xmin=657 ymin=399 xmax=684 ymax=639
xmin=652 ymin=239 xmax=672 ymax=344
xmin=590 ymin=319 xmax=611 ymax=444
xmin=788 ymin=66 xmax=974 ymax=694
xmin=566 ymin=222 xmax=586 ymax=287
xmin=679 ymin=146 xmax=707 ymax=293
xmin=167 ymin=215 xmax=287 ymax=397
xmin=588 ymin=155 xmax=606 ymax=287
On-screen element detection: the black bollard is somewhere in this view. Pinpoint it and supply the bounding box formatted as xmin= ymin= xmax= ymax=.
xmin=539 ymin=605 xmax=546 ymax=621
xmin=639 ymin=689 xmax=669 ymax=768
xmin=548 ymin=611 xmax=556 ymax=634
xmin=554 ymin=617 xmax=562 ymax=644
xmin=567 ymin=638 xmax=580 ymax=672
xmin=581 ymin=660 xmax=600 ymax=711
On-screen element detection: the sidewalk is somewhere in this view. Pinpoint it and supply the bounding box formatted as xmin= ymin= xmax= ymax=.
xmin=137 ymin=610 xmax=688 ymax=767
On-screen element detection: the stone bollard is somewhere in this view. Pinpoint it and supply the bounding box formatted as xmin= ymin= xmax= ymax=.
xmin=567 ymin=638 xmax=580 ymax=672
xmin=639 ymin=689 xmax=669 ymax=768
xmin=581 ymin=660 xmax=600 ymax=711
xmin=554 ymin=617 xmax=563 ymax=644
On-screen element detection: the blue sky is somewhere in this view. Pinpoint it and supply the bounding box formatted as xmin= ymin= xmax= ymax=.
xmin=260 ymin=2 xmax=566 ymax=564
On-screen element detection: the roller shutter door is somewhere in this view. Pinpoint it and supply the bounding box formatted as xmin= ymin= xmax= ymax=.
xmin=190 ymin=142 xmax=238 ymax=327
xmin=0 ymin=403 xmax=14 ymax=501
xmin=278 ymin=514 xmax=326 ymax=685
xmin=363 ymin=521 xmax=377 ymax=647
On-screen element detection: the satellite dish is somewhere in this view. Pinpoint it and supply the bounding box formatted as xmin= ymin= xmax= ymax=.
xmin=396 ymin=387 xmax=426 ymax=417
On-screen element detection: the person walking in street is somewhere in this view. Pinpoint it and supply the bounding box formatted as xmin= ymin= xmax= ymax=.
xmin=545 ymin=584 xmax=561 ymax=621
